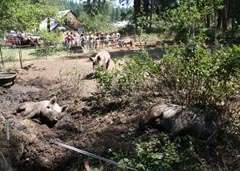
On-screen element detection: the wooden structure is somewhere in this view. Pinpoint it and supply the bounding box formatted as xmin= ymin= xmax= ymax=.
xmin=58 ymin=10 xmax=82 ymax=30
xmin=40 ymin=10 xmax=82 ymax=31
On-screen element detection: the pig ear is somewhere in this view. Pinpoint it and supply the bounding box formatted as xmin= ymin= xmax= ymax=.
xmin=61 ymin=105 xmax=68 ymax=112
xmin=97 ymin=55 xmax=101 ymax=61
xmin=50 ymin=96 xmax=57 ymax=104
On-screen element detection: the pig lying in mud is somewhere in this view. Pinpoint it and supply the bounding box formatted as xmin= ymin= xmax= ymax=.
xmin=16 ymin=96 xmax=68 ymax=127
xmin=89 ymin=50 xmax=112 ymax=70
xmin=139 ymin=103 xmax=217 ymax=141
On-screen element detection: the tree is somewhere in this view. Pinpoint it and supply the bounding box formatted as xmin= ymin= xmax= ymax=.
xmin=0 ymin=0 xmax=61 ymax=34
xmin=229 ymin=0 xmax=240 ymax=32
xmin=115 ymin=7 xmax=121 ymax=21
xmin=111 ymin=8 xmax=116 ymax=22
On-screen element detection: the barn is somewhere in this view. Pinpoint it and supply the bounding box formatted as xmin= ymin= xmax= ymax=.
xmin=39 ymin=10 xmax=82 ymax=31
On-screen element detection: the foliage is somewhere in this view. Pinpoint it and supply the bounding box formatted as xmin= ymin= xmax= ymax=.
xmin=38 ymin=30 xmax=61 ymax=45
xmin=0 ymin=0 xmax=60 ymax=34
xmin=78 ymin=12 xmax=115 ymax=33
xmin=165 ymin=0 xmax=208 ymax=41
xmin=96 ymin=38 xmax=240 ymax=108
xmin=76 ymin=1 xmax=133 ymax=33
xmin=130 ymin=0 xmax=240 ymax=39
xmin=113 ymin=134 xmax=199 ymax=171
xmin=159 ymin=40 xmax=240 ymax=106
xmin=95 ymin=50 xmax=159 ymax=97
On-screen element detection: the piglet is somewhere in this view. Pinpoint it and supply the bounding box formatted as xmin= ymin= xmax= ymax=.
xmin=16 ymin=96 xmax=68 ymax=127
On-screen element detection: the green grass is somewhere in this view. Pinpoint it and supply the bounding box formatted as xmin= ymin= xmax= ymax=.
xmin=1 ymin=46 xmax=68 ymax=63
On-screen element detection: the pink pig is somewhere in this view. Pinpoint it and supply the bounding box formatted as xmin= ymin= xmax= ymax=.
xmin=16 ymin=96 xmax=68 ymax=127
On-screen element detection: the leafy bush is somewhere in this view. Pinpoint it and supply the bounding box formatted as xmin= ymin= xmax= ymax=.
xmin=114 ymin=134 xmax=199 ymax=171
xmin=79 ymin=13 xmax=115 ymax=33
xmin=158 ymin=41 xmax=240 ymax=106
xmin=96 ymin=41 xmax=240 ymax=108
xmin=38 ymin=30 xmax=61 ymax=46
xmin=96 ymin=51 xmax=159 ymax=97
xmin=94 ymin=39 xmax=240 ymax=171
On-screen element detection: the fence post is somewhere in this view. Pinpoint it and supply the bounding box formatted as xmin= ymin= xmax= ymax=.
xmin=18 ymin=49 xmax=23 ymax=69
xmin=0 ymin=46 xmax=4 ymax=68
xmin=5 ymin=120 xmax=10 ymax=141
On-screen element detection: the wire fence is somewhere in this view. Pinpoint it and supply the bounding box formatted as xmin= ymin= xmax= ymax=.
xmin=0 ymin=36 xmax=153 ymax=71
xmin=0 ymin=44 xmax=71 ymax=70
xmin=0 ymin=112 xmax=138 ymax=171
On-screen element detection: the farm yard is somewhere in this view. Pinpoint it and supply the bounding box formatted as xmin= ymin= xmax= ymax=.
xmin=0 ymin=45 xmax=161 ymax=171
xmin=0 ymin=43 xmax=240 ymax=171
xmin=1 ymin=0 xmax=240 ymax=171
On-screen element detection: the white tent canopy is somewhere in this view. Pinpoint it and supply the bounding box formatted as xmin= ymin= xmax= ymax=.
xmin=39 ymin=18 xmax=59 ymax=31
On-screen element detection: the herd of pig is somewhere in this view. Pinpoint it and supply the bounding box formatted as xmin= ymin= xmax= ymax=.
xmin=13 ymin=50 xmax=217 ymax=140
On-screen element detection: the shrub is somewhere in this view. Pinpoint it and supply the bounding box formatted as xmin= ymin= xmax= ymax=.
xmin=94 ymin=38 xmax=240 ymax=171
xmin=96 ymin=41 xmax=240 ymax=108
xmin=95 ymin=51 xmax=159 ymax=97
xmin=115 ymin=134 xmax=199 ymax=171
xmin=38 ymin=30 xmax=61 ymax=46
xmin=158 ymin=41 xmax=240 ymax=106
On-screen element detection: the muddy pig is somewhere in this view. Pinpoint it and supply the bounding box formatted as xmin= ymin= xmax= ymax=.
xmin=16 ymin=96 xmax=68 ymax=127
xmin=89 ymin=50 xmax=111 ymax=70
xmin=140 ymin=103 xmax=217 ymax=140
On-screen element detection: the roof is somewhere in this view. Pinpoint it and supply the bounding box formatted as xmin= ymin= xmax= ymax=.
xmin=39 ymin=18 xmax=58 ymax=31
xmin=57 ymin=10 xmax=78 ymax=18
xmin=39 ymin=10 xmax=79 ymax=31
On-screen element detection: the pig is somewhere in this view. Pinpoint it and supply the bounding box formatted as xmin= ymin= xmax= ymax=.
xmin=119 ymin=38 xmax=133 ymax=47
xmin=139 ymin=103 xmax=217 ymax=141
xmin=89 ymin=51 xmax=111 ymax=70
xmin=16 ymin=96 xmax=68 ymax=127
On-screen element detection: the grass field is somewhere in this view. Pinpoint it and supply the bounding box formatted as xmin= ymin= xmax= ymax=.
xmin=0 ymin=45 xmax=70 ymax=64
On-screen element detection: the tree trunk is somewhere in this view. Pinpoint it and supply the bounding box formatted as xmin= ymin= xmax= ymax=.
xmin=133 ymin=0 xmax=141 ymax=27
xmin=205 ymin=14 xmax=211 ymax=28
xmin=217 ymin=9 xmax=222 ymax=29
xmin=222 ymin=0 xmax=230 ymax=31
xmin=134 ymin=0 xmax=141 ymax=17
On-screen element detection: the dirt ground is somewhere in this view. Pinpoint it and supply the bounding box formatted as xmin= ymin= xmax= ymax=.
xmin=0 ymin=46 xmax=239 ymax=171
xmin=0 ymin=47 xmax=147 ymax=171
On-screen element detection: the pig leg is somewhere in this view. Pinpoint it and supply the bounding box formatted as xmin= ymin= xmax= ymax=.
xmin=16 ymin=104 xmax=26 ymax=113
xmin=106 ymin=60 xmax=110 ymax=70
xmin=25 ymin=110 xmax=38 ymax=119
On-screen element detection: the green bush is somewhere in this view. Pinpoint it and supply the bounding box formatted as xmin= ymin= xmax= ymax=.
xmin=94 ymin=38 xmax=240 ymax=171
xmin=159 ymin=41 xmax=240 ymax=106
xmin=38 ymin=30 xmax=61 ymax=46
xmin=95 ymin=51 xmax=159 ymax=97
xmin=115 ymin=134 xmax=199 ymax=171
xmin=96 ymin=41 xmax=240 ymax=107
